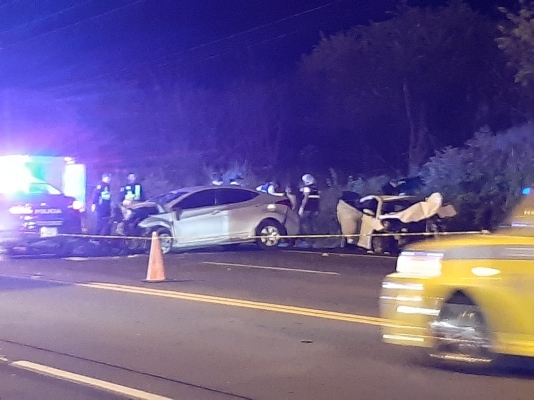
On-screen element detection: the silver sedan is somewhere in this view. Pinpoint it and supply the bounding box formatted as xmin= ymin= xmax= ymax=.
xmin=131 ymin=186 xmax=299 ymax=254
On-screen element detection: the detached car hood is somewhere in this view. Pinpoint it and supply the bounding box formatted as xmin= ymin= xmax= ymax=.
xmin=379 ymin=193 xmax=456 ymax=223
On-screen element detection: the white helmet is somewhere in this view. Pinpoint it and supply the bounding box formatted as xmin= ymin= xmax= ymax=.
xmin=302 ymin=174 xmax=315 ymax=186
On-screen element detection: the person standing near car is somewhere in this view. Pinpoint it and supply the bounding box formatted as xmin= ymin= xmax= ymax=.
xmin=119 ymin=173 xmax=145 ymax=206
xmin=298 ymin=174 xmax=320 ymax=246
xmin=117 ymin=173 xmax=146 ymax=254
xmin=91 ymin=173 xmax=113 ymax=235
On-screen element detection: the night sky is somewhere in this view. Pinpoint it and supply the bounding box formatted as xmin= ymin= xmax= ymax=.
xmin=0 ymin=0 xmax=519 ymax=90
xmin=0 ymin=0 xmax=522 ymax=165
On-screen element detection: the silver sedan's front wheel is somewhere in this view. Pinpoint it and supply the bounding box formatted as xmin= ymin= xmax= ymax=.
xmin=256 ymin=220 xmax=284 ymax=250
xmin=158 ymin=233 xmax=173 ymax=255
xmin=428 ymin=298 xmax=494 ymax=366
xmin=147 ymin=228 xmax=173 ymax=255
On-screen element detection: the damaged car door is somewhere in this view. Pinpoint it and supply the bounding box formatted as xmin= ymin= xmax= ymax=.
xmin=171 ymin=189 xmax=226 ymax=247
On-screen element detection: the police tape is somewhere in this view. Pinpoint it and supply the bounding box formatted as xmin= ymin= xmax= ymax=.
xmin=19 ymin=229 xmax=491 ymax=242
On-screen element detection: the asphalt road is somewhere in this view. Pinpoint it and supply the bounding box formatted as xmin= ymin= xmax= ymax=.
xmin=0 ymin=247 xmax=533 ymax=399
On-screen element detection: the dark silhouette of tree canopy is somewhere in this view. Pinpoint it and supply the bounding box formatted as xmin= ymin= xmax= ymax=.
xmin=498 ymin=0 xmax=534 ymax=88
xmin=298 ymin=1 xmax=515 ymax=173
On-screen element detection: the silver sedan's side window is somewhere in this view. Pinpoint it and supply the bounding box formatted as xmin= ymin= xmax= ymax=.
xmin=174 ymin=190 xmax=217 ymax=210
xmin=216 ymin=189 xmax=258 ymax=205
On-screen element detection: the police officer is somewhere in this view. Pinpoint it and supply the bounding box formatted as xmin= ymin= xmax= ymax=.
xmin=256 ymin=181 xmax=284 ymax=196
xmin=298 ymin=174 xmax=320 ymax=246
xmin=119 ymin=173 xmax=145 ymax=206
xmin=91 ymin=173 xmax=113 ymax=235
xmin=229 ymin=175 xmax=243 ymax=186
xmin=211 ymin=173 xmax=223 ymax=186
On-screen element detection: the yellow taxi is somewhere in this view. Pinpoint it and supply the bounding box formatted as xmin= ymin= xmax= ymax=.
xmin=380 ymin=193 xmax=534 ymax=365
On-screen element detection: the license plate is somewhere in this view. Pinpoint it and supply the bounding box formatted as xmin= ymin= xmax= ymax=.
xmin=40 ymin=227 xmax=58 ymax=238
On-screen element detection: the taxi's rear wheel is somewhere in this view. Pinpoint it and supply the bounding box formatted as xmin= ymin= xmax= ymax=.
xmin=428 ymin=294 xmax=495 ymax=367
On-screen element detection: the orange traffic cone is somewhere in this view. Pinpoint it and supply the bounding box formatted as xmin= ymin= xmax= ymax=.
xmin=143 ymin=232 xmax=167 ymax=283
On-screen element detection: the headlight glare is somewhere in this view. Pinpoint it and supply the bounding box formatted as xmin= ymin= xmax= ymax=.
xmin=396 ymin=251 xmax=443 ymax=277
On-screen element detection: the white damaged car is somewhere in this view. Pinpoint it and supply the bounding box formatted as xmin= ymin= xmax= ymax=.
xmin=124 ymin=186 xmax=299 ymax=253
xmin=337 ymin=192 xmax=456 ymax=254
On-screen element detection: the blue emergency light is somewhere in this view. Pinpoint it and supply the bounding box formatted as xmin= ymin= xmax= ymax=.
xmin=523 ymin=187 xmax=531 ymax=195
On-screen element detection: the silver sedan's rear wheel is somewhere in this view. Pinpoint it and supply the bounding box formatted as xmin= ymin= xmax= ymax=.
xmin=428 ymin=297 xmax=494 ymax=366
xmin=256 ymin=220 xmax=285 ymax=250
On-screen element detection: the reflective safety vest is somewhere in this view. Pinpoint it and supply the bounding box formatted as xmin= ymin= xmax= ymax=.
xmin=92 ymin=182 xmax=112 ymax=217
xmin=94 ymin=183 xmax=111 ymax=204
xmin=301 ymin=184 xmax=320 ymax=212
xmin=258 ymin=183 xmax=271 ymax=193
xmin=122 ymin=184 xmax=143 ymax=202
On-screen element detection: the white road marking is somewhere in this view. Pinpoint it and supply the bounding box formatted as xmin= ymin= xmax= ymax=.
xmin=202 ymin=261 xmax=340 ymax=275
xmin=63 ymin=254 xmax=146 ymax=261
xmin=11 ymin=360 xmax=173 ymax=400
xmin=285 ymin=250 xmax=394 ymax=260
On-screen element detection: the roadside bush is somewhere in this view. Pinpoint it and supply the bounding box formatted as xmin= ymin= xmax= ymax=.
xmin=203 ymin=161 xmax=260 ymax=187
xmin=420 ymin=124 xmax=534 ymax=231
xmin=347 ymin=174 xmax=391 ymax=196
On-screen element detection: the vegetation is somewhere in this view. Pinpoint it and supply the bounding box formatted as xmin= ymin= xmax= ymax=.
xmin=299 ymin=1 xmax=515 ymax=172
xmin=498 ymin=0 xmax=534 ymax=88
xmin=420 ymin=124 xmax=534 ymax=231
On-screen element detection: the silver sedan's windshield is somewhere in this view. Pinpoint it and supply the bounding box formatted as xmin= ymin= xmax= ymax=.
xmin=149 ymin=191 xmax=188 ymax=206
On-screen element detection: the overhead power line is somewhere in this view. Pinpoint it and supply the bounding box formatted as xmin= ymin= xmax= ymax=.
xmin=0 ymin=0 xmax=147 ymax=50
xmin=51 ymin=0 xmax=350 ymax=91
xmin=0 ymin=0 xmax=21 ymax=10
xmin=0 ymin=0 xmax=95 ymax=37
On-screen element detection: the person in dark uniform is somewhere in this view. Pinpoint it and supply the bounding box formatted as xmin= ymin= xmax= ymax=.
xmin=91 ymin=173 xmax=113 ymax=235
xmin=115 ymin=173 xmax=146 ymax=254
xmin=211 ymin=172 xmax=223 ymax=186
xmin=298 ymin=174 xmax=320 ymax=246
xmin=119 ymin=173 xmax=145 ymax=206
xmin=229 ymin=175 xmax=244 ymax=186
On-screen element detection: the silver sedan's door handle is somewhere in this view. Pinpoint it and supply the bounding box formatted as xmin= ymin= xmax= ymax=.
xmin=210 ymin=210 xmax=221 ymax=215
